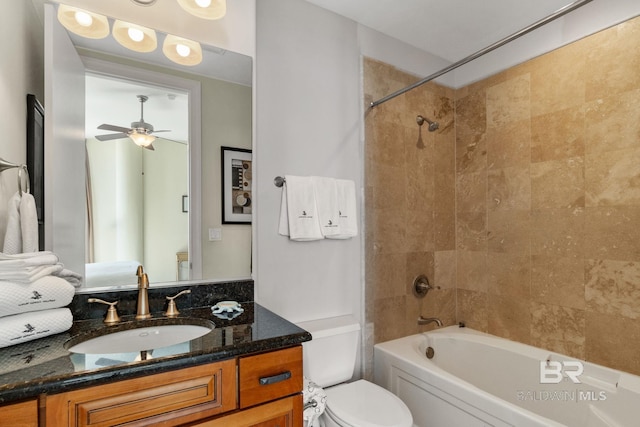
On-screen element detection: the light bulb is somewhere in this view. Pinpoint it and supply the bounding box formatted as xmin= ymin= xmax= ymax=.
xmin=195 ymin=0 xmax=212 ymax=7
xmin=176 ymin=44 xmax=191 ymax=57
xmin=74 ymin=11 xmax=93 ymax=27
xmin=128 ymin=27 xmax=145 ymax=42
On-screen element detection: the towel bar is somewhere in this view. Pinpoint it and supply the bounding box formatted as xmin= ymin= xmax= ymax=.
xmin=0 ymin=158 xmax=30 ymax=195
xmin=274 ymin=176 xmax=285 ymax=187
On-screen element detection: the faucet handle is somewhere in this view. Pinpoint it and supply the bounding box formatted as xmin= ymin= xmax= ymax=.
xmin=88 ymin=298 xmax=120 ymax=324
xmin=136 ymin=265 xmax=144 ymax=277
xmin=164 ymin=289 xmax=191 ymax=317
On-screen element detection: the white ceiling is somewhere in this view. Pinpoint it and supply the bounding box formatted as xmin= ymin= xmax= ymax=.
xmin=304 ymin=0 xmax=577 ymax=62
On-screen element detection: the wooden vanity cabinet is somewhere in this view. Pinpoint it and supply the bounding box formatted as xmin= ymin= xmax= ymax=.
xmin=45 ymin=359 xmax=236 ymax=427
xmin=0 ymin=399 xmax=38 ymax=427
xmin=43 ymin=346 xmax=304 ymax=427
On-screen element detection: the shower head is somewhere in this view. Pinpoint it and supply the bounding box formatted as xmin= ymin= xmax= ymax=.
xmin=416 ymin=115 xmax=439 ymax=132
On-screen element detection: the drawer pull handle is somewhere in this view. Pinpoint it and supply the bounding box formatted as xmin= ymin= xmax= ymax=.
xmin=259 ymin=371 xmax=291 ymax=385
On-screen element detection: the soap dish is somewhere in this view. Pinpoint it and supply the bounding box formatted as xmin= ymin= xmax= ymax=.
xmin=211 ymin=301 xmax=244 ymax=320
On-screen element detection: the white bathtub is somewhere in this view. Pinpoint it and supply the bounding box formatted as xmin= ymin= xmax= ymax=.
xmin=373 ymin=326 xmax=640 ymax=427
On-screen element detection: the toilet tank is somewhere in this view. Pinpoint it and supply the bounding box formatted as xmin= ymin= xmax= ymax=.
xmin=296 ymin=315 xmax=360 ymax=388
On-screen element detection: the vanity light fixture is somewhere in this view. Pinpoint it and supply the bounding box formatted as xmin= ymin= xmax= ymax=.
xmin=57 ymin=4 xmax=109 ymax=39
xmin=163 ymin=34 xmax=203 ymax=66
xmin=112 ymin=20 xmax=158 ymax=53
xmin=176 ymin=0 xmax=226 ymax=20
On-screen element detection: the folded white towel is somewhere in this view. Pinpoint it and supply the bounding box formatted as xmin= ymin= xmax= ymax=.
xmin=0 ymin=276 xmax=75 ymax=317
xmin=0 ymin=251 xmax=59 ymax=267
xmin=3 ymin=192 xmax=22 ymax=254
xmin=0 ymin=251 xmax=81 ymax=287
xmin=278 ymin=175 xmax=323 ymax=241
xmin=311 ymin=176 xmax=342 ymax=238
xmin=20 ymin=193 xmax=39 ymax=253
xmin=0 ymin=308 xmax=73 ymax=348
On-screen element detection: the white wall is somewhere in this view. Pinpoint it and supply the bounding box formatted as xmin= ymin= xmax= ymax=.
xmin=0 ymin=1 xmax=44 ymax=247
xmin=254 ymin=0 xmax=362 ymax=323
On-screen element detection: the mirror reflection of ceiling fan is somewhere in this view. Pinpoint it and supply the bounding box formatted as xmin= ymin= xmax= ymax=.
xmin=95 ymin=95 xmax=171 ymax=151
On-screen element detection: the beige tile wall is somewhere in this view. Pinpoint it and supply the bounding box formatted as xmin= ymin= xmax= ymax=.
xmin=364 ymin=15 xmax=640 ymax=377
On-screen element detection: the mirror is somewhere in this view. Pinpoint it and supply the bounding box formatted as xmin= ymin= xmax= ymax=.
xmin=46 ymin=3 xmax=253 ymax=292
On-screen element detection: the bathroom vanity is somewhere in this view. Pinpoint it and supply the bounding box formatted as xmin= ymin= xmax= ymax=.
xmin=0 ymin=282 xmax=311 ymax=426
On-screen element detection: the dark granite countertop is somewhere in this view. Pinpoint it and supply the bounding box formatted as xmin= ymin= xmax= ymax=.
xmin=0 ymin=301 xmax=311 ymax=404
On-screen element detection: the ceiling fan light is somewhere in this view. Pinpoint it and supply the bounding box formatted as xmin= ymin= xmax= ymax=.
xmin=113 ymin=20 xmax=157 ymax=53
xmin=57 ymin=4 xmax=109 ymax=39
xmin=129 ymin=131 xmax=156 ymax=147
xmin=176 ymin=0 xmax=226 ymax=20
xmin=163 ymin=34 xmax=202 ymax=66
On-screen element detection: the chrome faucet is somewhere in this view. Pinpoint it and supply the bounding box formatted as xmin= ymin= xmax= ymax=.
xmin=418 ymin=316 xmax=443 ymax=327
xmin=135 ymin=265 xmax=151 ymax=320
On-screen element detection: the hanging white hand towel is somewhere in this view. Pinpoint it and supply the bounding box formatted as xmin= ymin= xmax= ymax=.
xmin=311 ymin=176 xmax=342 ymax=238
xmin=277 ymin=175 xmax=323 ymax=241
xmin=326 ymin=179 xmax=358 ymax=239
xmin=19 ymin=192 xmax=39 ymax=253
xmin=0 ymin=308 xmax=73 ymax=348
xmin=3 ymin=192 xmax=22 ymax=254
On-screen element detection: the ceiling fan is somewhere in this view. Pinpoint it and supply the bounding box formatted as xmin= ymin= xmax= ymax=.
xmin=95 ymin=95 xmax=171 ymax=151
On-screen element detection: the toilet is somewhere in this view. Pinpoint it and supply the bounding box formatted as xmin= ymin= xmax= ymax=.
xmin=296 ymin=315 xmax=413 ymax=427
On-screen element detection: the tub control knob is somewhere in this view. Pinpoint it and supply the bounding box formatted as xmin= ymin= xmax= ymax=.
xmin=413 ymin=274 xmax=438 ymax=298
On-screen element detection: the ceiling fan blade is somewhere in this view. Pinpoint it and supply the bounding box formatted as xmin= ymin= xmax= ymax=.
xmin=95 ymin=133 xmax=128 ymax=141
xmin=98 ymin=123 xmax=132 ymax=133
xmin=151 ymin=130 xmax=171 ymax=133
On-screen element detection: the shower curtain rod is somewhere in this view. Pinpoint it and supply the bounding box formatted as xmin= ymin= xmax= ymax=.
xmin=370 ymin=0 xmax=593 ymax=108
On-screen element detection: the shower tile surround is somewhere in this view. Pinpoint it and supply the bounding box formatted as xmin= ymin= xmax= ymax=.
xmin=364 ymin=16 xmax=640 ymax=377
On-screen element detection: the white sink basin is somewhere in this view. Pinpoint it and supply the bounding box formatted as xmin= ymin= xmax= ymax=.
xmin=67 ymin=324 xmax=212 ymax=354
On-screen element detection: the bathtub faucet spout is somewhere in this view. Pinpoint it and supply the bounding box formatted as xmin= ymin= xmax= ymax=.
xmin=418 ymin=316 xmax=443 ymax=327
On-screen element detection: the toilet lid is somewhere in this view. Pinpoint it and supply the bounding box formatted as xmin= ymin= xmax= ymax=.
xmin=325 ymin=380 xmax=413 ymax=427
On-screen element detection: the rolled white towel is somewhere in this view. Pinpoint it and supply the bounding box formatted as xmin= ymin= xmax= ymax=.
xmin=303 ymin=377 xmax=327 ymax=427
xmin=0 ymin=308 xmax=73 ymax=348
xmin=0 ymin=276 xmax=75 ymax=317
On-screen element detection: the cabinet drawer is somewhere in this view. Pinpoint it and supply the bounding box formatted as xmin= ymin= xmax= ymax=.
xmin=46 ymin=359 xmax=236 ymax=427
xmin=238 ymin=346 xmax=303 ymax=409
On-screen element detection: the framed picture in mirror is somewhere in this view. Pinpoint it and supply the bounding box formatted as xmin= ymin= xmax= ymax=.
xmin=221 ymin=146 xmax=252 ymax=224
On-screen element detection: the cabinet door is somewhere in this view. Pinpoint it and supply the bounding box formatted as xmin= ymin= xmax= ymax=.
xmin=191 ymin=394 xmax=303 ymax=427
xmin=0 ymin=399 xmax=38 ymax=427
xmin=45 ymin=359 xmax=236 ymax=427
